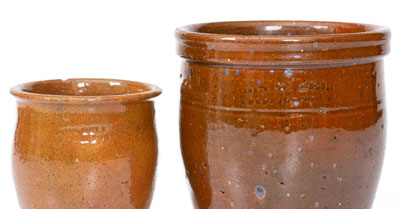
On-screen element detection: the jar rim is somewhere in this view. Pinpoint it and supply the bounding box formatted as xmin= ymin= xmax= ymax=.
xmin=176 ymin=20 xmax=391 ymax=66
xmin=10 ymin=78 xmax=162 ymax=104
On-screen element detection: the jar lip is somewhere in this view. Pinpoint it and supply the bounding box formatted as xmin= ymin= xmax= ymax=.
xmin=10 ymin=78 xmax=162 ymax=104
xmin=176 ymin=20 xmax=391 ymax=65
xmin=177 ymin=20 xmax=390 ymax=41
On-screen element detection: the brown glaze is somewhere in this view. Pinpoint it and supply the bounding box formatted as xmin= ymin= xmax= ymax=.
xmin=176 ymin=21 xmax=390 ymax=209
xmin=10 ymin=79 xmax=161 ymax=209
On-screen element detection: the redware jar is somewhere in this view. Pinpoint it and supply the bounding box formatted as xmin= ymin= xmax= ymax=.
xmin=11 ymin=79 xmax=161 ymax=209
xmin=176 ymin=21 xmax=390 ymax=209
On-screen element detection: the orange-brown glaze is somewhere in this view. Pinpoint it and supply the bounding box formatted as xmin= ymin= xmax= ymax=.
xmin=177 ymin=21 xmax=390 ymax=209
xmin=11 ymin=79 xmax=161 ymax=209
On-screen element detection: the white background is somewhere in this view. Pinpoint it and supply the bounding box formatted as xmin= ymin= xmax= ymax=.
xmin=0 ymin=0 xmax=398 ymax=208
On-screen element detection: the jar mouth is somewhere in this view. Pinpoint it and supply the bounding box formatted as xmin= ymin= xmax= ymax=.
xmin=178 ymin=20 xmax=387 ymax=37
xmin=10 ymin=78 xmax=162 ymax=104
xmin=176 ymin=20 xmax=391 ymax=66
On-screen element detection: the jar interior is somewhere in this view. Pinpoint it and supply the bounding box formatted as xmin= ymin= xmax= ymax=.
xmin=20 ymin=79 xmax=150 ymax=96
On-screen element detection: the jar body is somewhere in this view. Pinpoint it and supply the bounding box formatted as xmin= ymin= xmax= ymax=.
xmin=180 ymin=60 xmax=386 ymax=209
xmin=13 ymin=101 xmax=158 ymax=209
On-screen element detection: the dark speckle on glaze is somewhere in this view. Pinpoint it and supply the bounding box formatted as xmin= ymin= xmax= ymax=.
xmin=225 ymin=68 xmax=230 ymax=77
xmin=284 ymin=69 xmax=293 ymax=78
xmin=235 ymin=69 xmax=240 ymax=77
xmin=255 ymin=186 xmax=266 ymax=199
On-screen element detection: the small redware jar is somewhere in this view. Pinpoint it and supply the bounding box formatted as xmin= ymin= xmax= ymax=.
xmin=10 ymin=79 xmax=161 ymax=209
xmin=176 ymin=21 xmax=390 ymax=209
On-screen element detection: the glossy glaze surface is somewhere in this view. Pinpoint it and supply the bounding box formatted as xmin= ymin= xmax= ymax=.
xmin=11 ymin=79 xmax=161 ymax=209
xmin=177 ymin=21 xmax=390 ymax=209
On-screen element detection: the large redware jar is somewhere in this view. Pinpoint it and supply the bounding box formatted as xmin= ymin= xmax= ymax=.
xmin=176 ymin=21 xmax=390 ymax=209
xmin=10 ymin=79 xmax=161 ymax=209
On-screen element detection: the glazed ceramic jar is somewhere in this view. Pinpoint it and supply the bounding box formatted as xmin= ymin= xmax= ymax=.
xmin=10 ymin=79 xmax=161 ymax=209
xmin=176 ymin=21 xmax=390 ymax=209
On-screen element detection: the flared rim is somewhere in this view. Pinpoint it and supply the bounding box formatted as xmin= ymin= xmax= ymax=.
xmin=10 ymin=78 xmax=162 ymax=104
xmin=176 ymin=20 xmax=391 ymax=66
